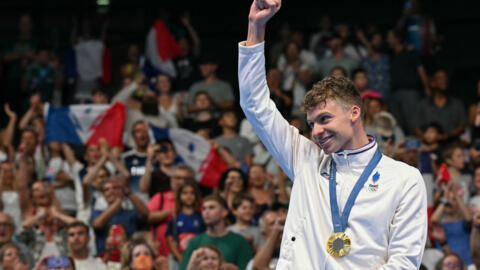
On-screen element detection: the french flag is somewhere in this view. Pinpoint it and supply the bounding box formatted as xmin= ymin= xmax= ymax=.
xmin=45 ymin=102 xmax=126 ymax=147
xmin=150 ymin=125 xmax=228 ymax=188
xmin=145 ymin=19 xmax=183 ymax=78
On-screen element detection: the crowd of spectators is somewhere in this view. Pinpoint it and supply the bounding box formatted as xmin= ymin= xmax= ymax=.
xmin=0 ymin=1 xmax=480 ymax=270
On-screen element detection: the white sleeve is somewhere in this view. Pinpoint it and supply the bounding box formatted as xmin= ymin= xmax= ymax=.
xmin=380 ymin=169 xmax=428 ymax=270
xmin=238 ymin=41 xmax=320 ymax=180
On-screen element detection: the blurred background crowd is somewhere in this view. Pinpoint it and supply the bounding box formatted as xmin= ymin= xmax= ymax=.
xmin=0 ymin=0 xmax=480 ymax=269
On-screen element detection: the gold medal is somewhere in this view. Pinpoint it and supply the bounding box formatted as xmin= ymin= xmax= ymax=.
xmin=326 ymin=232 xmax=351 ymax=257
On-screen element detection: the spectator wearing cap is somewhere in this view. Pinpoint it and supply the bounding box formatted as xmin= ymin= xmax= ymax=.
xmin=184 ymin=54 xmax=235 ymax=118
xmin=367 ymin=111 xmax=405 ymax=155
xmin=414 ymin=69 xmax=467 ymax=144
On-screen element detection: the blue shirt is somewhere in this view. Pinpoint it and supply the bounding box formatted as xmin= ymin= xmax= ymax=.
xmin=439 ymin=220 xmax=473 ymax=266
xmin=91 ymin=208 xmax=140 ymax=254
xmin=360 ymin=55 xmax=390 ymax=99
xmin=166 ymin=212 xmax=205 ymax=240
xmin=121 ymin=150 xmax=147 ymax=194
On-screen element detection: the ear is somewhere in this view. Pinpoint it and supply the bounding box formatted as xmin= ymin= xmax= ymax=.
xmin=221 ymin=208 xmax=229 ymax=219
xmin=350 ymin=105 xmax=362 ymax=122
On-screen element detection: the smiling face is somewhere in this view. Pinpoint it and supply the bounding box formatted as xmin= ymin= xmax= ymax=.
xmin=233 ymin=200 xmax=255 ymax=223
xmin=307 ymin=99 xmax=358 ymax=154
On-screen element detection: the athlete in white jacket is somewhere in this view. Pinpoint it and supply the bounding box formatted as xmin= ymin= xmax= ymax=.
xmin=238 ymin=1 xmax=428 ymax=269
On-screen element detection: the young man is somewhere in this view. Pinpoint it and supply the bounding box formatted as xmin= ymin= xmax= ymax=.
xmin=180 ymin=195 xmax=253 ymax=270
xmin=227 ymin=193 xmax=262 ymax=251
xmin=67 ymin=221 xmax=106 ymax=269
xmin=214 ymin=110 xmax=253 ymax=168
xmin=238 ymin=1 xmax=427 ymax=269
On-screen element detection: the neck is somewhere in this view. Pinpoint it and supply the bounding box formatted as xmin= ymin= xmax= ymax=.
xmin=345 ymin=129 xmax=369 ymax=151
xmin=205 ymin=75 xmax=217 ymax=83
xmin=222 ymin=128 xmax=236 ymax=138
xmin=333 ymin=50 xmax=344 ymax=59
xmin=71 ymin=248 xmax=90 ymax=260
xmin=182 ymin=206 xmax=194 ymax=215
xmin=434 ymin=91 xmax=446 ymax=99
xmin=197 ymin=111 xmax=212 ymax=121
xmin=160 ymin=163 xmax=174 ymax=175
xmin=206 ymin=221 xmax=228 ymax=237
xmin=236 ymin=220 xmax=250 ymax=229
xmin=136 ymin=146 xmax=147 ymax=153
xmin=448 ymin=166 xmax=460 ymax=174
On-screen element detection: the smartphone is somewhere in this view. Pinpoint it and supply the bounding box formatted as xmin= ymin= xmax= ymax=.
xmin=112 ymin=224 xmax=124 ymax=246
xmin=46 ymin=256 xmax=70 ymax=268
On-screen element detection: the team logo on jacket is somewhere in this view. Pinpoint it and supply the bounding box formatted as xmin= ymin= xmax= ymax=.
xmin=367 ymin=171 xmax=380 ymax=192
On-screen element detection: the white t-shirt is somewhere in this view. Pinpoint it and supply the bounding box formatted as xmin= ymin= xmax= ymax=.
xmin=74 ymin=257 xmax=107 ymax=270
xmin=74 ymin=39 xmax=104 ymax=80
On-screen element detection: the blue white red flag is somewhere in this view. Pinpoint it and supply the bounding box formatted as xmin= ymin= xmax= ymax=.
xmin=150 ymin=125 xmax=228 ymax=188
xmin=45 ymin=102 xmax=126 ymax=147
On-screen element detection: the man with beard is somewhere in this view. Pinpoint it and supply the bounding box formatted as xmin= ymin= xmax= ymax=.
xmin=237 ymin=0 xmax=427 ymax=268
xmin=67 ymin=221 xmax=106 ymax=269
xmin=180 ymin=195 xmax=252 ymax=270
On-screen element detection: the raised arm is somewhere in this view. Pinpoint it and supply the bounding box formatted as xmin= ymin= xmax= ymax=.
xmin=3 ymin=104 xmax=17 ymax=148
xmin=139 ymin=144 xmax=158 ymax=192
xmin=246 ymin=0 xmax=281 ymax=46
xmin=239 ymin=0 xmax=320 ymax=181
xmin=180 ymin=12 xmax=201 ymax=57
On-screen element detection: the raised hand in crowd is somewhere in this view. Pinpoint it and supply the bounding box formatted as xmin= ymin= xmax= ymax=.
xmin=19 ymin=94 xmax=43 ymax=131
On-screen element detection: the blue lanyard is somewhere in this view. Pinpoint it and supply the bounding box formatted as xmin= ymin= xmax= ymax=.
xmin=329 ymin=148 xmax=382 ymax=233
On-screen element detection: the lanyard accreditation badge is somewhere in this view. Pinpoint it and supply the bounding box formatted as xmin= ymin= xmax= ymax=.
xmin=326 ymin=148 xmax=382 ymax=257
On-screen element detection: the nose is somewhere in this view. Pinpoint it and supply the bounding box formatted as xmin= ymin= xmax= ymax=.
xmin=312 ymin=123 xmax=324 ymax=137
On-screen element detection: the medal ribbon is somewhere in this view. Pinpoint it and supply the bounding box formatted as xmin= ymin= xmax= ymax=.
xmin=329 ymin=148 xmax=382 ymax=233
